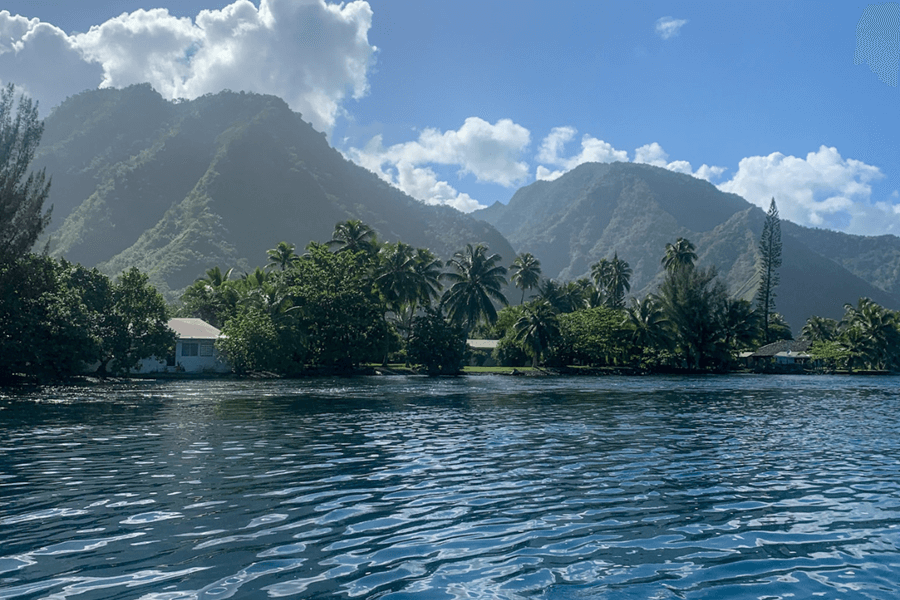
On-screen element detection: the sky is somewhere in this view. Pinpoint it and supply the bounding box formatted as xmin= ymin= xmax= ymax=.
xmin=2 ymin=0 xmax=899 ymax=236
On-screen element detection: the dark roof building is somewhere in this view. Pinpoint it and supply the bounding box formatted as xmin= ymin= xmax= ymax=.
xmin=750 ymin=339 xmax=812 ymax=358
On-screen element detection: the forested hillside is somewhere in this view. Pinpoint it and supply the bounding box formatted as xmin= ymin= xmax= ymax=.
xmin=474 ymin=162 xmax=900 ymax=329
xmin=36 ymin=85 xmax=515 ymax=298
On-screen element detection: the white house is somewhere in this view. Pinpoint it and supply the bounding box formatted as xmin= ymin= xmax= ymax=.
xmin=135 ymin=318 xmax=230 ymax=374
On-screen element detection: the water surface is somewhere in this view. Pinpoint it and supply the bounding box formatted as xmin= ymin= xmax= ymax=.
xmin=2 ymin=375 xmax=899 ymax=599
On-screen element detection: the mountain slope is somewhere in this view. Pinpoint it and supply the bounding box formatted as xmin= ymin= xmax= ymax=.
xmin=474 ymin=162 xmax=899 ymax=329
xmin=35 ymin=86 xmax=516 ymax=297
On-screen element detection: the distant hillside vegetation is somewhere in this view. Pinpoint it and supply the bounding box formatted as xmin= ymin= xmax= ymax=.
xmin=36 ymin=85 xmax=516 ymax=298
xmin=474 ymin=162 xmax=900 ymax=329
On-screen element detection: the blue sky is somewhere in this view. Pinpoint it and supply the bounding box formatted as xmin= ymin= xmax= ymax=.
xmin=2 ymin=1 xmax=898 ymax=235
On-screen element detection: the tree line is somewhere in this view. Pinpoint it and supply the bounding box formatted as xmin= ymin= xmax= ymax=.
xmin=172 ymin=218 xmax=783 ymax=374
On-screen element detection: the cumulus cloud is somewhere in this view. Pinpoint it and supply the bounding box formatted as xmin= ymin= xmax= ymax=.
xmin=634 ymin=142 xmax=726 ymax=181
xmin=655 ymin=16 xmax=688 ymax=40
xmin=716 ymin=146 xmax=900 ymax=235
xmin=535 ymin=126 xmax=628 ymax=181
xmin=346 ymin=117 xmax=531 ymax=212
xmin=0 ymin=11 xmax=104 ymax=109
xmin=0 ymin=0 xmax=376 ymax=133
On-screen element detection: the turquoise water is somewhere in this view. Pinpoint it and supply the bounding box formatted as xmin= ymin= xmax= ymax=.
xmin=1 ymin=375 xmax=899 ymax=599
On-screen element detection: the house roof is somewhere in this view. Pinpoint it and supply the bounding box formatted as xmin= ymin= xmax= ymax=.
xmin=169 ymin=318 xmax=221 ymax=340
xmin=467 ymin=339 xmax=499 ymax=349
xmin=775 ymin=351 xmax=811 ymax=358
xmin=750 ymin=339 xmax=811 ymax=358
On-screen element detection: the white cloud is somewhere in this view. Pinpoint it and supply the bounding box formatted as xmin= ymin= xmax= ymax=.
xmin=633 ymin=141 xmax=667 ymax=166
xmin=535 ymin=126 xmax=627 ymax=180
xmin=535 ymin=134 xmax=725 ymax=183
xmin=695 ymin=163 xmax=728 ymax=182
xmin=0 ymin=0 xmax=376 ymax=133
xmin=655 ymin=16 xmax=688 ymax=40
xmin=717 ymin=145 xmax=900 ymax=235
xmin=0 ymin=11 xmax=103 ymax=110
xmin=346 ymin=117 xmax=531 ymax=212
xmin=633 ymin=142 xmax=726 ymax=182
xmin=535 ymin=165 xmax=566 ymax=182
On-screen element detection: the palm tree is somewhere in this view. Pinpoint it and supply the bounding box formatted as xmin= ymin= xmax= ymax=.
xmin=591 ymin=253 xmax=632 ymax=309
xmin=201 ymin=266 xmax=233 ymax=288
xmin=841 ymin=326 xmax=870 ymax=372
xmin=375 ymin=244 xmax=444 ymax=363
xmin=577 ymin=277 xmax=605 ymax=308
xmin=327 ymin=219 xmax=378 ymax=255
xmin=719 ymin=298 xmax=759 ymax=357
xmin=661 ymin=237 xmax=698 ymax=272
xmin=239 ymin=280 xmax=296 ymax=323
xmin=840 ymin=298 xmax=900 ymax=370
xmin=513 ymin=299 xmax=560 ymax=368
xmin=412 ymin=248 xmax=443 ymax=308
xmin=536 ymin=278 xmax=571 ymax=313
xmin=590 ymin=259 xmax=611 ymax=291
xmin=801 ymin=316 xmax=838 ymax=343
xmin=376 ymin=243 xmax=445 ymax=315
xmin=606 ymin=253 xmax=632 ymax=308
xmin=240 ymin=267 xmax=269 ymax=289
xmin=510 ymin=252 xmax=542 ymax=304
xmin=181 ymin=266 xmax=236 ymax=328
xmin=565 ymin=281 xmax=590 ymax=312
xmin=625 ymin=295 xmax=670 ymax=362
xmin=375 ymin=241 xmax=418 ymax=314
xmin=441 ymin=243 xmax=509 ymax=333
xmin=266 ymin=241 xmax=300 ymax=271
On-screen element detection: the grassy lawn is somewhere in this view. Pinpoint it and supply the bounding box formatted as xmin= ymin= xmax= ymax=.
xmin=364 ymin=364 xmax=542 ymax=375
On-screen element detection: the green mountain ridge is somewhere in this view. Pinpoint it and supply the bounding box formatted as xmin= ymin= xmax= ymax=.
xmin=474 ymin=162 xmax=900 ymax=329
xmin=35 ymin=86 xmax=516 ymax=298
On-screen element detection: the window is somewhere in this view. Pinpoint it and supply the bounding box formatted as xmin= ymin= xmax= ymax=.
xmin=182 ymin=342 xmax=199 ymax=357
xmin=200 ymin=342 xmax=214 ymax=357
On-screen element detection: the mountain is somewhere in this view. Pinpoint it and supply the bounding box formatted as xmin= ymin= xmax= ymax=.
xmin=474 ymin=162 xmax=900 ymax=329
xmin=35 ymin=85 xmax=516 ymax=298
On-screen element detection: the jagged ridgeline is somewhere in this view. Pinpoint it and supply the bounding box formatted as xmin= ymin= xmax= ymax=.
xmin=473 ymin=162 xmax=900 ymax=330
xmin=35 ymin=85 xmax=515 ymax=299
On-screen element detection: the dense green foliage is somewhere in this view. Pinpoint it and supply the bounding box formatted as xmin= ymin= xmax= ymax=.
xmin=554 ymin=307 xmax=629 ymax=367
xmin=407 ymin=307 xmax=467 ymax=375
xmin=15 ymin=204 xmax=900 ymax=381
xmin=804 ymin=297 xmax=900 ymax=371
xmin=478 ymin=238 xmax=768 ymax=372
xmin=0 ymin=256 xmax=174 ymax=381
xmin=0 ymin=85 xmax=173 ymax=382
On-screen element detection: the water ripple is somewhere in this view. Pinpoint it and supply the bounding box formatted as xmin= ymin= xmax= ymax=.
xmin=2 ymin=376 xmax=900 ymax=598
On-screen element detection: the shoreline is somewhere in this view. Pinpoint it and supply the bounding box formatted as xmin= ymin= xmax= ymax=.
xmin=2 ymin=367 xmax=896 ymax=387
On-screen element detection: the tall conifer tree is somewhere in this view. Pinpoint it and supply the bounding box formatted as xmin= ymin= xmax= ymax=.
xmin=757 ymin=198 xmax=782 ymax=343
xmin=0 ymin=84 xmax=51 ymax=265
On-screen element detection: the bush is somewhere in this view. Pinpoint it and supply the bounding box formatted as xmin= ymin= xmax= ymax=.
xmin=408 ymin=307 xmax=467 ymax=375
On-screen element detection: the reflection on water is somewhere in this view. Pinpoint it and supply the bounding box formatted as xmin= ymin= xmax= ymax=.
xmin=1 ymin=375 xmax=900 ymax=599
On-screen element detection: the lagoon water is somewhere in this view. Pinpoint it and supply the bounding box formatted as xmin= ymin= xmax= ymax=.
xmin=1 ymin=375 xmax=900 ymax=599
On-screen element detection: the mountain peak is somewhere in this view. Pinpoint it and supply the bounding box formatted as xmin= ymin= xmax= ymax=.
xmin=36 ymin=88 xmax=515 ymax=299
xmin=475 ymin=161 xmax=899 ymax=329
